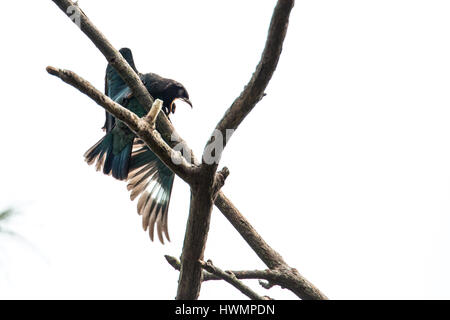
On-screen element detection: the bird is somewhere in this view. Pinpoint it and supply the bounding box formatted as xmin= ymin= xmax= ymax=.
xmin=84 ymin=47 xmax=192 ymax=244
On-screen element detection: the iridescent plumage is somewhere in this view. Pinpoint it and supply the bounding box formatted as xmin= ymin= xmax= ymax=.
xmin=84 ymin=48 xmax=192 ymax=243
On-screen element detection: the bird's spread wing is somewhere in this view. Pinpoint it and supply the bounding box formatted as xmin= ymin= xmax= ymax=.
xmin=101 ymin=77 xmax=175 ymax=243
xmin=127 ymin=139 xmax=175 ymax=243
xmin=103 ymin=48 xmax=138 ymax=133
xmin=102 ymin=84 xmax=136 ymax=130
xmin=87 ymin=47 xmax=186 ymax=245
xmin=85 ymin=86 xmax=136 ymax=180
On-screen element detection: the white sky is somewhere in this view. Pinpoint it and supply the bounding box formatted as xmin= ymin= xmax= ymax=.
xmin=1 ymin=0 xmax=450 ymax=299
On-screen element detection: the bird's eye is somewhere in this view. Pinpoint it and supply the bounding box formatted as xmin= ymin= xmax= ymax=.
xmin=178 ymin=89 xmax=185 ymax=97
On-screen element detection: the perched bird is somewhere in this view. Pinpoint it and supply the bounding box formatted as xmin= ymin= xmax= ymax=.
xmin=84 ymin=48 xmax=192 ymax=243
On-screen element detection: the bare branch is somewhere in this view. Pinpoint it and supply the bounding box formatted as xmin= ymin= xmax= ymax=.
xmin=51 ymin=0 xmax=184 ymax=162
xmin=51 ymin=0 xmax=155 ymax=111
xmin=166 ymin=255 xmax=273 ymax=283
xmin=145 ymin=99 xmax=163 ymax=126
xmin=176 ymin=0 xmax=296 ymax=300
xmin=48 ymin=64 xmax=326 ymax=300
xmin=46 ymin=66 xmax=195 ymax=182
xmin=166 ymin=255 xmax=271 ymax=300
xmin=214 ymin=192 xmax=286 ymax=270
xmin=215 ymin=192 xmax=328 ymax=300
xmin=167 ymin=255 xmax=325 ymax=301
xmin=48 ymin=0 xmax=327 ymax=301
xmin=200 ymin=260 xmax=270 ymax=300
xmin=165 ymin=255 xmax=182 ymax=271
xmin=165 ymin=255 xmax=212 ymax=281
xmin=212 ymin=167 xmax=230 ymax=199
xmin=202 ymin=0 xmax=295 ymax=171
xmin=176 ymin=185 xmax=215 ymax=299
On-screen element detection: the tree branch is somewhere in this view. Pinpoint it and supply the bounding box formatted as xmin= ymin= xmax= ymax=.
xmin=166 ymin=255 xmax=274 ymax=283
xmin=202 ymin=0 xmax=295 ymax=174
xmin=165 ymin=255 xmax=271 ymax=300
xmin=199 ymin=260 xmax=270 ymax=301
xmin=52 ymin=0 xmax=155 ymax=111
xmin=46 ymin=66 xmax=195 ymax=182
xmin=215 ymin=192 xmax=286 ymax=270
xmin=176 ymin=184 xmax=215 ymax=299
xmin=177 ymin=0 xmax=295 ymax=300
xmin=215 ymin=193 xmax=328 ymax=300
xmin=48 ymin=64 xmax=326 ymax=300
xmin=48 ymin=0 xmax=327 ymax=300
xmin=165 ymin=254 xmax=326 ymax=300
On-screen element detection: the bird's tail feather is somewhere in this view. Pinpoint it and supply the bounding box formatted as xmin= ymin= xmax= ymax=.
xmin=84 ymin=133 xmax=132 ymax=181
xmin=127 ymin=140 xmax=175 ymax=243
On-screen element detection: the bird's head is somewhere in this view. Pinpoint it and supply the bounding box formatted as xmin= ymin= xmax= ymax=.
xmin=165 ymin=82 xmax=192 ymax=115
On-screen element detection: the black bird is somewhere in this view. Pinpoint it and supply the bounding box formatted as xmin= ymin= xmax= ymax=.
xmin=84 ymin=48 xmax=192 ymax=243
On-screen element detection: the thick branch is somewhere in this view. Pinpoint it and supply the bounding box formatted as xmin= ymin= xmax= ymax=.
xmin=215 ymin=192 xmax=285 ymax=269
xmin=51 ymin=0 xmax=187 ymax=161
xmin=214 ymin=193 xmax=327 ymax=300
xmin=202 ymin=0 xmax=295 ymax=171
xmin=176 ymin=186 xmax=215 ymax=299
xmin=46 ymin=66 xmax=195 ymax=182
xmin=52 ymin=0 xmax=154 ymax=111
xmin=176 ymin=0 xmax=295 ymax=300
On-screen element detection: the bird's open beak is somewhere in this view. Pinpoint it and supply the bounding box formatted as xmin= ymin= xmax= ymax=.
xmin=169 ymin=98 xmax=193 ymax=114
xmin=180 ymin=97 xmax=193 ymax=108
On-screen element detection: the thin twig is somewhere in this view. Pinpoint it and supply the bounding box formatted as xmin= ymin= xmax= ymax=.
xmin=166 ymin=255 xmax=273 ymax=300
xmin=145 ymin=99 xmax=163 ymax=126
xmin=165 ymin=255 xmax=274 ymax=283
xmin=199 ymin=260 xmax=270 ymax=300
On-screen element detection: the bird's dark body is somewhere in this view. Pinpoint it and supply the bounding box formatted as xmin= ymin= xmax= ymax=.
xmin=84 ymin=48 xmax=191 ymax=243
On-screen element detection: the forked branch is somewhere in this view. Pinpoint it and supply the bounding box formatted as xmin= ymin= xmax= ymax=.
xmin=48 ymin=0 xmax=327 ymax=300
